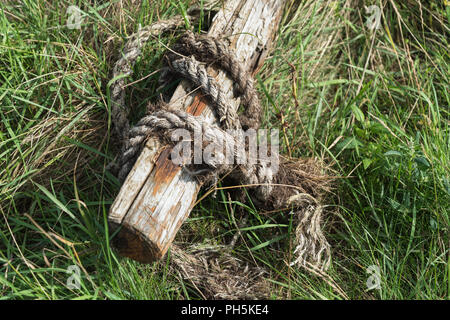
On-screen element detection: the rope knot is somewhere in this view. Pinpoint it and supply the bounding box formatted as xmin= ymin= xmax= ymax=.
xmin=109 ymin=27 xmax=332 ymax=271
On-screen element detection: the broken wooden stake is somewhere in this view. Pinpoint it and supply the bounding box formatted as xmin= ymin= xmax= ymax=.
xmin=109 ymin=0 xmax=284 ymax=263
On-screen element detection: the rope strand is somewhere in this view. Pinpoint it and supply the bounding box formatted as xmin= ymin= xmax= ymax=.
xmin=109 ymin=24 xmax=332 ymax=272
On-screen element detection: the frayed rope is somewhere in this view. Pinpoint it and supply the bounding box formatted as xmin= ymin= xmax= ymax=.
xmin=109 ymin=15 xmax=333 ymax=286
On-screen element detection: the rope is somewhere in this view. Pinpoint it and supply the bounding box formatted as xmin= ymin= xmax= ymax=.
xmin=109 ymin=20 xmax=331 ymax=271
xmin=167 ymin=30 xmax=262 ymax=129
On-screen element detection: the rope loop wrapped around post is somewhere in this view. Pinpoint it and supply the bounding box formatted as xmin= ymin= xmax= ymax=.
xmin=109 ymin=19 xmax=332 ymax=273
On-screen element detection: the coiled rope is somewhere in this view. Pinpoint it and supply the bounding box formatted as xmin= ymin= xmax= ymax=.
xmin=109 ymin=18 xmax=332 ymax=278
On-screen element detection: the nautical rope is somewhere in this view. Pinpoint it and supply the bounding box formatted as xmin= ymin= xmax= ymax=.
xmin=109 ymin=21 xmax=331 ymax=271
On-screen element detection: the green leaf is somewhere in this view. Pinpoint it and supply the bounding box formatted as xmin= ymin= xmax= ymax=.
xmin=363 ymin=158 xmax=373 ymax=169
xmin=351 ymin=104 xmax=365 ymax=122
xmin=34 ymin=182 xmax=76 ymax=220
xmin=250 ymin=234 xmax=287 ymax=251
xmin=384 ymin=150 xmax=403 ymax=157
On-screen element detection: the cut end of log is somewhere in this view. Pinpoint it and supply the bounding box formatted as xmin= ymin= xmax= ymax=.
xmin=109 ymin=221 xmax=163 ymax=263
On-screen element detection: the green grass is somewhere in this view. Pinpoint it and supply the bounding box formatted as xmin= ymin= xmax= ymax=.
xmin=0 ymin=0 xmax=448 ymax=299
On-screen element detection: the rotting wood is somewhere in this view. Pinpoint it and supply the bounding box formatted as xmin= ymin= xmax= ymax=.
xmin=109 ymin=0 xmax=284 ymax=263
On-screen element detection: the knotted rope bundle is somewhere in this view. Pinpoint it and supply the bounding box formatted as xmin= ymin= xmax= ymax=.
xmin=109 ymin=19 xmax=332 ymax=285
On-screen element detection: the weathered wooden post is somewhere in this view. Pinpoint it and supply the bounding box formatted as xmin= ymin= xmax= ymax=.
xmin=109 ymin=0 xmax=284 ymax=263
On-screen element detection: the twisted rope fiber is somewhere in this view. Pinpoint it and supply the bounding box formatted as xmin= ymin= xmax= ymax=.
xmin=167 ymin=30 xmax=262 ymax=130
xmin=110 ymin=23 xmax=331 ymax=272
xmin=115 ymin=55 xmax=242 ymax=181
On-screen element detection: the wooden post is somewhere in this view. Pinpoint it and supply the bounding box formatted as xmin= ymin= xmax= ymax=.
xmin=109 ymin=0 xmax=284 ymax=263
